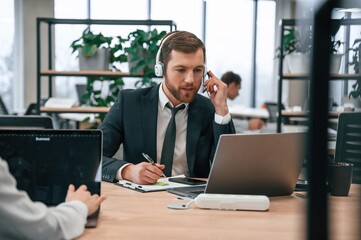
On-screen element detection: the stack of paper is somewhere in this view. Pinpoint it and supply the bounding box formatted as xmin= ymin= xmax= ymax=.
xmin=116 ymin=175 xmax=191 ymax=193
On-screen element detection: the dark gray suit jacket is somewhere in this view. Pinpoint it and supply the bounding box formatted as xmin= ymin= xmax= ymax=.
xmin=100 ymin=85 xmax=235 ymax=182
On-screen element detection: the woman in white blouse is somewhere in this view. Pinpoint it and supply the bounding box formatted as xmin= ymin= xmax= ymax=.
xmin=0 ymin=158 xmax=106 ymax=240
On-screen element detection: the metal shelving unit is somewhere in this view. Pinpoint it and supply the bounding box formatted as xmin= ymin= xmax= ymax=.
xmin=36 ymin=17 xmax=177 ymax=114
xmin=277 ymin=18 xmax=361 ymax=133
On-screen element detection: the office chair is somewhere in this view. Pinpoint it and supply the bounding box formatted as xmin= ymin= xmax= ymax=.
xmin=334 ymin=112 xmax=361 ymax=184
xmin=24 ymin=103 xmax=39 ymax=115
xmin=0 ymin=96 xmax=9 ymax=115
xmin=0 ymin=115 xmax=54 ymax=129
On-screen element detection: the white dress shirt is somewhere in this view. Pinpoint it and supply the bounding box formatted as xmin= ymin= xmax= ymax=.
xmin=157 ymin=83 xmax=231 ymax=176
xmin=0 ymin=158 xmax=88 ymax=240
xmin=157 ymin=84 xmax=189 ymax=176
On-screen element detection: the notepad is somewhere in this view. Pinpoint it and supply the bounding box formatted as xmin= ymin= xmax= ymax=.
xmin=45 ymin=97 xmax=76 ymax=108
xmin=116 ymin=175 xmax=192 ymax=193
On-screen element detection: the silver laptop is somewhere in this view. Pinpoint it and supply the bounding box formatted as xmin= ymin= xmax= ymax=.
xmin=167 ymin=132 xmax=306 ymax=198
xmin=0 ymin=129 xmax=102 ymax=227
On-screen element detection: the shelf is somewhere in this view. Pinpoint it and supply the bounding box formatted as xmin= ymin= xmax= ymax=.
xmin=37 ymin=18 xmax=177 ymax=117
xmin=41 ymin=106 xmax=110 ymax=114
xmin=281 ymin=73 xmax=361 ymax=80
xmin=40 ymin=70 xmax=146 ymax=78
xmin=277 ymin=18 xmax=361 ymax=133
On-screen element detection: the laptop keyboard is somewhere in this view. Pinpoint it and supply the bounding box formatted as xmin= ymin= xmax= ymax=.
xmin=190 ymin=190 xmax=205 ymax=195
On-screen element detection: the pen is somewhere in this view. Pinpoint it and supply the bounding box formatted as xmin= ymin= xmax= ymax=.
xmin=142 ymin=153 xmax=166 ymax=178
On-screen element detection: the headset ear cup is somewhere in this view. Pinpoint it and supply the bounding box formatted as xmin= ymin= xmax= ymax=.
xmin=154 ymin=62 xmax=164 ymax=77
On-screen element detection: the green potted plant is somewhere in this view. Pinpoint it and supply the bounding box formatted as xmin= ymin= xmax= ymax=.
xmin=70 ymin=27 xmax=113 ymax=70
xmin=348 ymin=35 xmax=361 ymax=103
xmin=276 ymin=27 xmax=310 ymax=57
xmin=70 ymin=29 xmax=128 ymax=127
xmin=277 ymin=19 xmax=343 ymax=74
xmin=109 ymin=35 xmax=128 ymax=71
xmin=282 ymin=24 xmax=312 ymax=74
xmin=125 ymin=29 xmax=167 ymax=87
xmin=329 ymin=18 xmax=344 ymax=74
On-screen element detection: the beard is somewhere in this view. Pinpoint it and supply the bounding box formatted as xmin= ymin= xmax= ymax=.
xmin=164 ymin=80 xmax=199 ymax=103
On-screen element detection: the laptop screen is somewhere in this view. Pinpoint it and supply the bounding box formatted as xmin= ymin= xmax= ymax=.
xmin=0 ymin=129 xmax=102 ymax=206
xmin=167 ymin=132 xmax=306 ymax=198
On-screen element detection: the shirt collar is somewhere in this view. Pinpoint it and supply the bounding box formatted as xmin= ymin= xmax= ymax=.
xmin=158 ymin=82 xmax=189 ymax=110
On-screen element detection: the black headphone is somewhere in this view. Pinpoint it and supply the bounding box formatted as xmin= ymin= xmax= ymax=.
xmin=154 ymin=32 xmax=207 ymax=78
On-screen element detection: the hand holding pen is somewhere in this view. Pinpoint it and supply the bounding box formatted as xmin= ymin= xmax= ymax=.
xmin=142 ymin=153 xmax=167 ymax=178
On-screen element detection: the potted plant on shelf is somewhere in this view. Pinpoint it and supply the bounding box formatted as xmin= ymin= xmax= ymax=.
xmin=125 ymin=28 xmax=167 ymax=87
xmin=282 ymin=24 xmax=312 ymax=74
xmin=348 ymin=35 xmax=361 ymax=107
xmin=329 ymin=18 xmax=344 ymax=74
xmin=277 ymin=19 xmax=343 ymax=74
xmin=70 ymin=28 xmax=128 ymax=127
xmin=70 ymin=28 xmax=113 ymax=70
xmin=110 ymin=35 xmax=128 ymax=71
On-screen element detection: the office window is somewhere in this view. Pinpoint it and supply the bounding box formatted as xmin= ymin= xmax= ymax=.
xmin=91 ymin=0 xmax=148 ymax=20
xmin=53 ymin=0 xmax=277 ymax=107
xmin=90 ymin=0 xmax=149 ymax=89
xmin=206 ymin=0 xmax=276 ymax=107
xmin=90 ymin=0 xmax=149 ymax=37
xmin=54 ymin=0 xmax=150 ymax=97
xmin=151 ymin=0 xmax=203 ymax=37
xmin=255 ymin=1 xmax=276 ymax=107
xmin=54 ymin=0 xmax=88 ymax=99
xmin=0 ymin=0 xmax=15 ymax=113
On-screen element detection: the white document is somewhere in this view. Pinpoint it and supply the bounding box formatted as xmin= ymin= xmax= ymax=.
xmin=116 ymin=174 xmax=191 ymax=192
xmin=229 ymin=104 xmax=269 ymax=119
xmin=45 ymin=98 xmax=76 ymax=108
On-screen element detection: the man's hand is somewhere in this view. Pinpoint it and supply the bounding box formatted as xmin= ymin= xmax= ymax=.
xmin=203 ymin=70 xmax=229 ymax=116
xmin=248 ymin=118 xmax=266 ymax=130
xmin=122 ymin=162 xmax=166 ymax=185
xmin=66 ymin=184 xmax=106 ymax=216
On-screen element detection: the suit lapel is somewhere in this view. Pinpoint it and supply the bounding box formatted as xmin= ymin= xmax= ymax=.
xmin=186 ymin=96 xmax=203 ymax=175
xmin=140 ymin=85 xmax=160 ymax=161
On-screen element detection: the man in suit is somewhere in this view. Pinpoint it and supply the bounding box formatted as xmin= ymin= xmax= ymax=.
xmin=100 ymin=31 xmax=235 ymax=184
xmin=221 ymin=71 xmax=242 ymax=101
xmin=221 ymin=71 xmax=266 ymax=131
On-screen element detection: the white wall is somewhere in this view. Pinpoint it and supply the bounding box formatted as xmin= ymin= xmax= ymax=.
xmin=21 ymin=0 xmax=54 ymax=110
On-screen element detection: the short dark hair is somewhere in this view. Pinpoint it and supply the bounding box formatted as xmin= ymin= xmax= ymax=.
xmin=159 ymin=31 xmax=206 ymax=69
xmin=221 ymin=71 xmax=242 ymax=86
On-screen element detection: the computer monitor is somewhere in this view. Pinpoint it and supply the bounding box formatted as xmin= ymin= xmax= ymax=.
xmin=0 ymin=116 xmax=54 ymax=129
xmin=0 ymin=129 xmax=102 ymax=205
xmin=0 ymin=96 xmax=9 ymax=115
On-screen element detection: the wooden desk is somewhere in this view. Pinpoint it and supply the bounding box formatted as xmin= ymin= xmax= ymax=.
xmin=78 ymin=183 xmax=360 ymax=240
xmin=281 ymin=110 xmax=341 ymax=118
xmin=229 ymin=105 xmax=269 ymax=120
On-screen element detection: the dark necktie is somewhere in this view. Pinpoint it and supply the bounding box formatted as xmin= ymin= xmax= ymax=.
xmin=160 ymin=103 xmax=185 ymax=176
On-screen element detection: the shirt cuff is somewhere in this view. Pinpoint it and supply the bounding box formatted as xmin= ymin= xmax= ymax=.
xmin=116 ymin=163 xmax=132 ymax=180
xmin=214 ymin=112 xmax=231 ymax=125
xmin=64 ymin=200 xmax=88 ymax=219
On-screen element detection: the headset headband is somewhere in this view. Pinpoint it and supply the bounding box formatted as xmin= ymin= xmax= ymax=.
xmin=154 ymin=31 xmax=207 ymax=77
